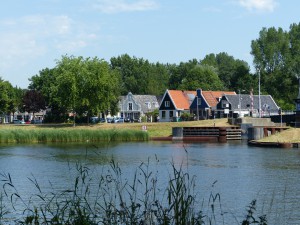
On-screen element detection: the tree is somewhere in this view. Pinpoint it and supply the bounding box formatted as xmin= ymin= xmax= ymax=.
xmin=251 ymin=25 xmax=297 ymax=109
xmin=201 ymin=52 xmax=253 ymax=91
xmin=110 ymin=54 xmax=169 ymax=95
xmin=52 ymin=55 xmax=121 ymax=124
xmin=0 ymin=79 xmax=19 ymax=122
xmin=22 ymin=90 xmax=46 ymax=116
xmin=29 ymin=68 xmax=57 ymax=107
xmin=179 ymin=65 xmax=224 ymax=90
xmin=168 ymin=59 xmax=199 ymax=90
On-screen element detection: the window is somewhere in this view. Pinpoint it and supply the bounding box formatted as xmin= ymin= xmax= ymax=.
xmin=128 ymin=103 xmax=133 ymax=111
xmin=145 ymin=102 xmax=151 ymax=109
xmin=197 ymin=97 xmax=201 ymax=105
xmin=162 ymin=111 xmax=166 ymax=118
xmin=222 ymin=100 xmax=228 ymax=108
xmin=165 ymin=101 xmax=170 ymax=107
xmin=153 ymin=102 xmax=158 ymax=107
xmin=170 ymin=111 xmax=173 ymax=118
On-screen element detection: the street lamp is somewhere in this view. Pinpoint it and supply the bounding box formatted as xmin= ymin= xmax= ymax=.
xmin=257 ymin=67 xmax=261 ymax=118
xmin=239 ymin=90 xmax=241 ymax=117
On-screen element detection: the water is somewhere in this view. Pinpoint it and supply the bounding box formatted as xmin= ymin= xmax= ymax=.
xmin=0 ymin=141 xmax=300 ymax=224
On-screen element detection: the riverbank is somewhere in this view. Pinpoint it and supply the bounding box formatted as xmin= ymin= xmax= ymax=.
xmin=1 ymin=119 xmax=299 ymax=144
xmin=248 ymin=127 xmax=300 ymax=148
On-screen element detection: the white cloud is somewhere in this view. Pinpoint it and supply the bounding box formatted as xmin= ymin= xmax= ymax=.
xmin=0 ymin=14 xmax=98 ymax=73
xmin=0 ymin=15 xmax=97 ymax=60
xmin=237 ymin=0 xmax=278 ymax=12
xmin=93 ymin=0 xmax=159 ymax=14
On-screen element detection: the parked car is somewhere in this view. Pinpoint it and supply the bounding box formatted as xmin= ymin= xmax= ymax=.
xmin=99 ymin=118 xmax=106 ymax=123
xmin=124 ymin=117 xmax=131 ymax=122
xmin=111 ymin=117 xmax=119 ymax=123
xmin=90 ymin=117 xmax=99 ymax=124
xmin=13 ymin=119 xmax=25 ymax=124
xmin=106 ymin=117 xmax=113 ymax=123
xmin=31 ymin=119 xmax=43 ymax=124
xmin=117 ymin=118 xmax=124 ymax=123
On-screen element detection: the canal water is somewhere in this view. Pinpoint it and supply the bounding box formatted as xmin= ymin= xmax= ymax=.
xmin=0 ymin=141 xmax=299 ymax=224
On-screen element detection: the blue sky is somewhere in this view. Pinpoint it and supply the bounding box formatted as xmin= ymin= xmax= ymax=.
xmin=0 ymin=0 xmax=299 ymax=88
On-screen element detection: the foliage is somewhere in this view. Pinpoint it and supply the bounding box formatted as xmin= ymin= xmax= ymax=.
xmin=241 ymin=200 xmax=267 ymax=225
xmin=180 ymin=112 xmax=194 ymax=121
xmin=201 ymin=52 xmax=254 ymax=92
xmin=28 ymin=55 xmax=122 ymax=121
xmin=168 ymin=59 xmax=199 ymax=90
xmin=179 ymin=64 xmax=224 ymax=91
xmin=22 ymin=90 xmax=46 ymax=114
xmin=110 ymin=54 xmax=169 ymax=95
xmin=251 ymin=24 xmax=300 ymax=109
xmin=0 ymin=79 xmax=18 ymax=116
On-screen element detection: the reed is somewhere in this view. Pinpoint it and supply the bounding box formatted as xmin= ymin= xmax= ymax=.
xmin=0 ymin=158 xmax=267 ymax=225
xmin=0 ymin=128 xmax=149 ymax=143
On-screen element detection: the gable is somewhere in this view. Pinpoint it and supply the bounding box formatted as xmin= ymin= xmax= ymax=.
xmin=159 ymin=91 xmax=176 ymax=110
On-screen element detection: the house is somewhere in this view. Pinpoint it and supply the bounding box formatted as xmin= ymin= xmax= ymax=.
xmin=159 ymin=90 xmax=196 ymax=122
xmin=216 ymin=93 xmax=280 ymax=118
xmin=190 ymin=89 xmax=236 ymax=120
xmin=118 ymin=92 xmax=159 ymax=121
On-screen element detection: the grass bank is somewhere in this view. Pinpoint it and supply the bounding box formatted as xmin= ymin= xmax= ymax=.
xmin=0 ymin=118 xmax=231 ymax=143
xmin=2 ymin=119 xmax=300 ymax=144
xmin=257 ymin=127 xmax=300 ymax=143
xmin=0 ymin=127 xmax=148 ymax=143
xmin=95 ymin=118 xmax=231 ymax=137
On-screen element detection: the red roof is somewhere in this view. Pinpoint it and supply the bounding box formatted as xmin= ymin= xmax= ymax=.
xmin=168 ymin=90 xmax=196 ymax=110
xmin=202 ymin=91 xmax=236 ymax=107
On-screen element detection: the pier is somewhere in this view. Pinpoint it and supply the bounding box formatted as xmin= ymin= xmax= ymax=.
xmin=172 ymin=126 xmax=241 ymax=142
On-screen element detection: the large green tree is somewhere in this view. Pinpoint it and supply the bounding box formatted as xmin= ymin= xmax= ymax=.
xmin=52 ymin=55 xmax=121 ymax=123
xmin=110 ymin=54 xmax=169 ymax=95
xmin=201 ymin=52 xmax=254 ymax=92
xmin=179 ymin=64 xmax=224 ymax=91
xmin=251 ymin=25 xmax=299 ymax=109
xmin=168 ymin=59 xmax=199 ymax=90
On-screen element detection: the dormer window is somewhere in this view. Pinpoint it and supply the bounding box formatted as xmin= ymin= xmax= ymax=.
xmin=165 ymin=101 xmax=170 ymax=107
xmin=145 ymin=102 xmax=151 ymax=109
xmin=128 ymin=102 xmax=133 ymax=111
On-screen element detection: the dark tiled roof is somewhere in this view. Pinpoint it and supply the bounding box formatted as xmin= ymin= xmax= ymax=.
xmin=224 ymin=94 xmax=279 ymax=110
xmin=133 ymin=95 xmax=159 ymax=112
xmin=120 ymin=93 xmax=159 ymax=112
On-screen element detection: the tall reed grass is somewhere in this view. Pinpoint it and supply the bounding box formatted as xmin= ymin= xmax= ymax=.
xmin=0 ymin=158 xmax=267 ymax=225
xmin=0 ymin=128 xmax=149 ymax=143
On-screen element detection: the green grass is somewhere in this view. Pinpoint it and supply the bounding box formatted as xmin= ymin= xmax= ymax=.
xmin=0 ymin=128 xmax=149 ymax=143
xmin=0 ymin=119 xmax=231 ymax=143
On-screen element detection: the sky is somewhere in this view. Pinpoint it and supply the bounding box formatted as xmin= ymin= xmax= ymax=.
xmin=0 ymin=0 xmax=299 ymax=88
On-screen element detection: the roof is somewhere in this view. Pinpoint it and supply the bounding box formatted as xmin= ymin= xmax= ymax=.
xmin=133 ymin=95 xmax=159 ymax=112
xmin=119 ymin=93 xmax=159 ymax=112
xmin=223 ymin=94 xmax=279 ymax=111
xmin=202 ymin=91 xmax=236 ymax=107
xmin=168 ymin=90 xmax=196 ymax=110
